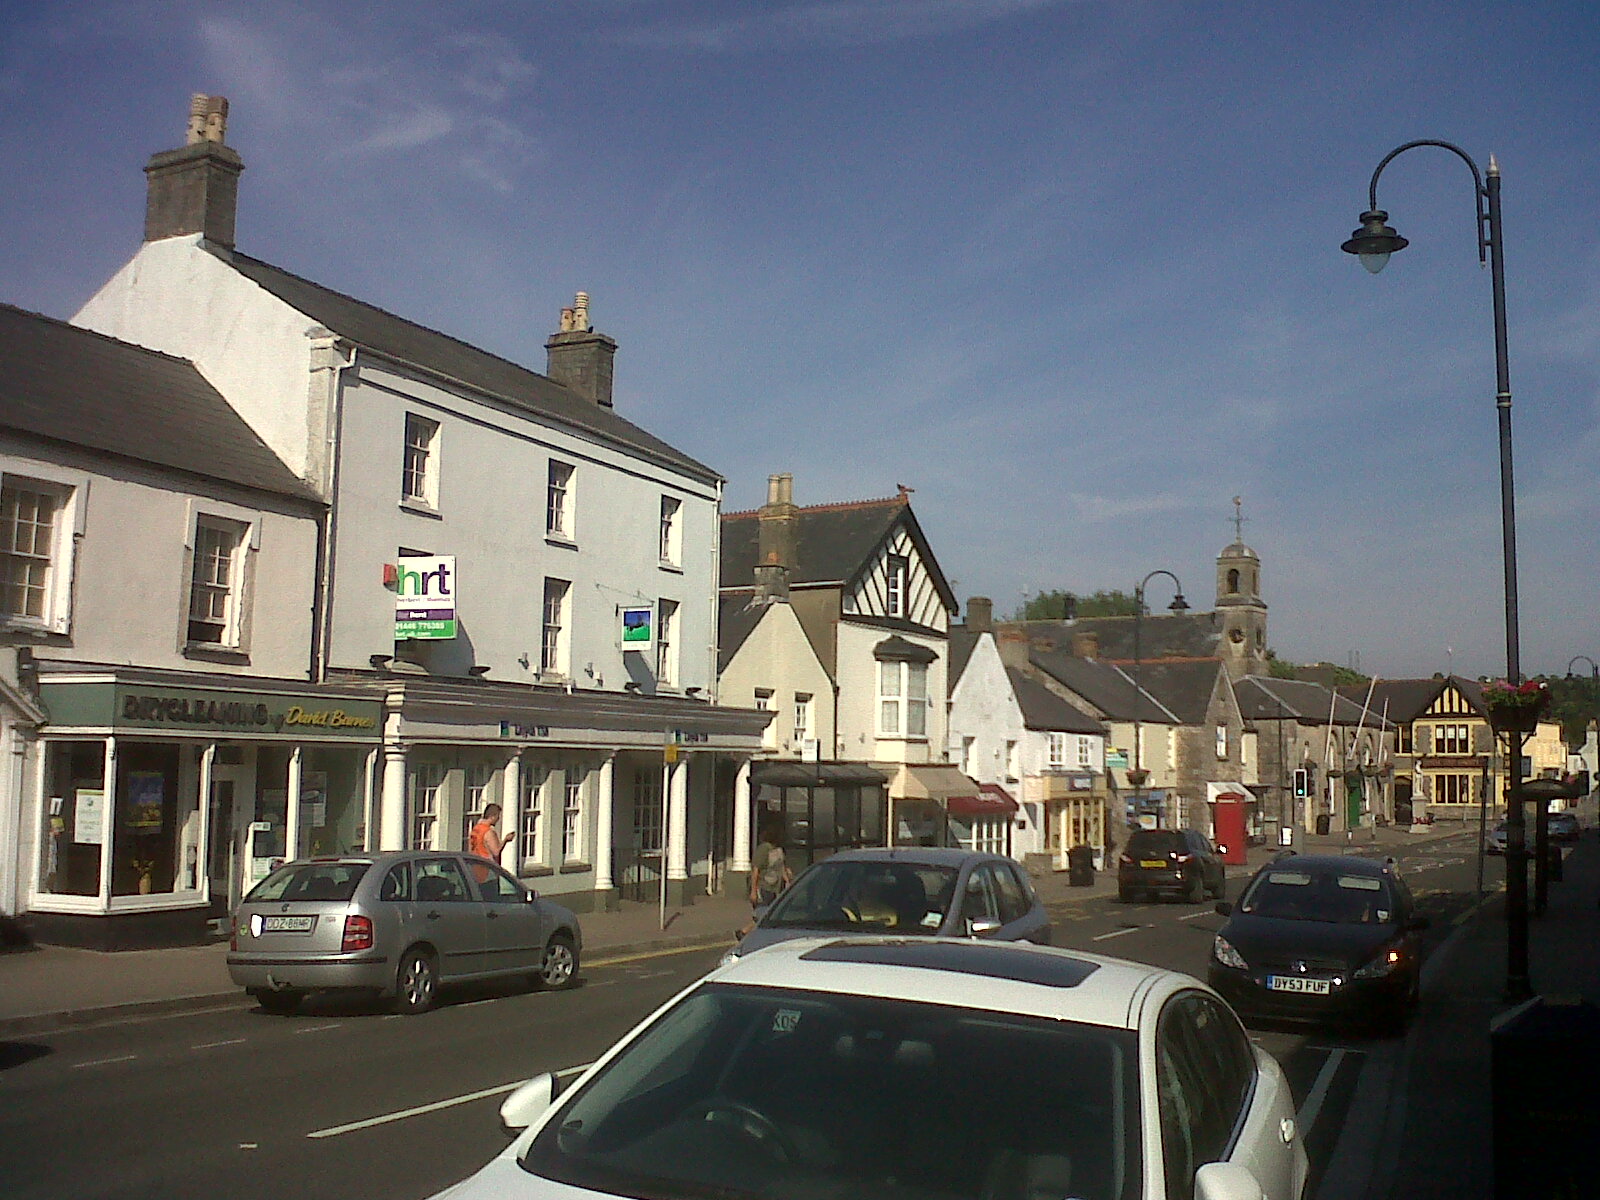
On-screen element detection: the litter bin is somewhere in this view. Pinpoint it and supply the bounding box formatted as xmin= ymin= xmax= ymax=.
xmin=1315 ymin=814 xmax=1331 ymax=836
xmin=1491 ymin=996 xmax=1600 ymax=1198
xmin=1067 ymin=844 xmax=1095 ymax=887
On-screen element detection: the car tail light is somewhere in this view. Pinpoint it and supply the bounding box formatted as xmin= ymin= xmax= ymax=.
xmin=1173 ymin=853 xmax=1193 ymax=863
xmin=1118 ymin=853 xmax=1134 ymax=865
xmin=342 ymin=914 xmax=374 ymax=953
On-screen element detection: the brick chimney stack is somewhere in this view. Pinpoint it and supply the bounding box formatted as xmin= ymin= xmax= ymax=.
xmin=755 ymin=473 xmax=798 ymax=602
xmin=966 ymin=596 xmax=993 ymax=633
xmin=1071 ymin=631 xmax=1100 ymax=658
xmin=144 ymin=94 xmax=244 ymax=248
xmin=545 ymin=292 xmax=618 ymax=407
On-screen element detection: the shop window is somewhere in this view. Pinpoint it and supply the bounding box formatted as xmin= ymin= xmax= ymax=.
xmin=462 ymin=762 xmax=494 ymax=847
xmin=562 ymin=762 xmax=587 ymax=862
xmin=111 ymin=742 xmax=195 ymax=897
xmin=409 ymin=762 xmax=444 ymax=850
xmin=39 ymin=741 xmax=106 ymax=896
xmin=1 ymin=474 xmax=76 ymax=633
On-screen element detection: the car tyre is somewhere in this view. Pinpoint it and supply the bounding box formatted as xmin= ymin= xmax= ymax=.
xmin=250 ymin=987 xmax=303 ymax=1016
xmin=394 ymin=946 xmax=439 ymax=1015
xmin=1207 ymin=873 xmax=1225 ymax=900
xmin=535 ymin=933 xmax=579 ymax=991
xmin=1185 ymin=871 xmax=1204 ymax=904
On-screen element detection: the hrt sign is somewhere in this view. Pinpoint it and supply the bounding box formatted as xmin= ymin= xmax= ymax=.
xmin=395 ymin=555 xmax=457 ymax=640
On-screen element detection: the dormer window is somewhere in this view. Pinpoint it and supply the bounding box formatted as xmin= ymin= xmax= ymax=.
xmin=886 ymin=554 xmax=909 ymax=618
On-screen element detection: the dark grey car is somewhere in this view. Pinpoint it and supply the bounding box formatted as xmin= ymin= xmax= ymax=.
xmin=727 ymin=847 xmax=1051 ymax=960
xmin=228 ymin=850 xmax=582 ymax=1015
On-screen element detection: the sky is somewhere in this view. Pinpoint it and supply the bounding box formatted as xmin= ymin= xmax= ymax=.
xmin=3 ymin=0 xmax=1599 ymax=681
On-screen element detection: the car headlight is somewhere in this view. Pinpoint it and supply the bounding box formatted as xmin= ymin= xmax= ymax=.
xmin=1212 ymin=935 xmax=1248 ymax=970
xmin=1354 ymin=946 xmax=1403 ymax=979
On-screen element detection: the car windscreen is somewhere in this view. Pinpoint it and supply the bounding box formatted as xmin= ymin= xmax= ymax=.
xmin=243 ymin=861 xmax=370 ymax=904
xmin=522 ymin=983 xmax=1139 ymax=1200
xmin=1125 ymin=832 xmax=1185 ymax=855
xmin=1238 ymin=868 xmax=1395 ymax=924
xmin=761 ymin=860 xmax=958 ymax=934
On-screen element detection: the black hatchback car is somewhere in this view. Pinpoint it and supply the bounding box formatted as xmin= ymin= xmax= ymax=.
xmin=1207 ymin=853 xmax=1428 ymax=1032
xmin=1116 ymin=827 xmax=1225 ymax=903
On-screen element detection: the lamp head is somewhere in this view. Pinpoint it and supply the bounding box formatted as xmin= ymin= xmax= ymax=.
xmin=1342 ymin=209 xmax=1408 ymax=274
xmin=1168 ymin=592 xmax=1191 ymax=613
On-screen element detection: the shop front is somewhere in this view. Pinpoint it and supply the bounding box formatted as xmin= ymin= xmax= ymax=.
xmin=27 ymin=672 xmax=380 ymax=949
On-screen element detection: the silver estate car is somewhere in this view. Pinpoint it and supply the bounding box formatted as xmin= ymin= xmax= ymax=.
xmin=228 ymin=850 xmax=582 ymax=1015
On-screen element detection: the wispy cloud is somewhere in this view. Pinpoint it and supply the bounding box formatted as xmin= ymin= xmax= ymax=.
xmin=620 ymin=0 xmax=1073 ymax=51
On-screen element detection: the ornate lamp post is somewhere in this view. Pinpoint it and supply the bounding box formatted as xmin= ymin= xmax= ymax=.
xmin=1342 ymin=140 xmax=1528 ymax=1000
xmin=1130 ymin=570 xmax=1189 ymax=827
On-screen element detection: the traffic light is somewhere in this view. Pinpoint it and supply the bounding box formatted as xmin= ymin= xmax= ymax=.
xmin=1292 ymin=768 xmax=1309 ymax=798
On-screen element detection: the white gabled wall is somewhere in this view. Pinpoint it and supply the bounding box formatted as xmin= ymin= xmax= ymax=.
xmin=835 ymin=621 xmax=946 ymax=766
xmin=947 ymin=635 xmax=1025 ymax=784
xmin=73 ymin=237 xmax=325 ymax=483
xmin=719 ymin=603 xmax=833 ymax=753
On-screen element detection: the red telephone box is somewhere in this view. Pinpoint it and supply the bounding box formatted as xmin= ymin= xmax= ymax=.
xmin=1212 ymin=791 xmax=1250 ymax=865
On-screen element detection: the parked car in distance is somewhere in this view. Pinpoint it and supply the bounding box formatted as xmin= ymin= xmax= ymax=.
xmin=228 ymin=850 xmax=581 ymax=1015
xmin=727 ymin=848 xmax=1050 ymax=962
xmin=1208 ymin=853 xmax=1427 ymax=1033
xmin=1548 ymin=811 xmax=1581 ymax=844
xmin=439 ymin=937 xmax=1307 ymax=1200
xmin=1486 ymin=821 xmax=1508 ymax=855
xmin=1117 ymin=827 xmax=1226 ymax=903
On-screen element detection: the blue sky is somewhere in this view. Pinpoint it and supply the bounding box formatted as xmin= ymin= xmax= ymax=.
xmin=3 ymin=1 xmax=1599 ymax=680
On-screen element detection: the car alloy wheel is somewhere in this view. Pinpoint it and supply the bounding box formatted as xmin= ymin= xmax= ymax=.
xmin=537 ymin=934 xmax=579 ymax=990
xmin=395 ymin=947 xmax=438 ymax=1015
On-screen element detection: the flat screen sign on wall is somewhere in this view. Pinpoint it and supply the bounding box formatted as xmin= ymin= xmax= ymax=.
xmin=396 ymin=555 xmax=458 ymax=640
xmin=620 ymin=605 xmax=653 ymax=650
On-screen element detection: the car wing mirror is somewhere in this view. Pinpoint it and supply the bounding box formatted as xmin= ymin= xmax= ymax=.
xmin=500 ymin=1071 xmax=562 ymax=1133
xmin=525 ymin=889 xmax=540 ymax=903
xmin=968 ymin=916 xmax=1002 ymax=938
xmin=1214 ymin=901 xmax=1233 ymax=917
xmin=1194 ymin=1161 xmax=1267 ymax=1200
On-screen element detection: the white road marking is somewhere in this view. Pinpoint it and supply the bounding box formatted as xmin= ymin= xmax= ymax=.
xmin=1179 ymin=911 xmax=1211 ymax=921
xmin=70 ymin=1054 xmax=137 ymax=1069
xmin=293 ymin=1023 xmax=342 ymax=1035
xmin=308 ymin=1065 xmax=593 ymax=1140
xmin=193 ymin=1038 xmax=247 ymax=1050
xmin=1295 ymin=1047 xmax=1347 ymax=1133
xmin=1092 ymin=925 xmax=1147 ymax=941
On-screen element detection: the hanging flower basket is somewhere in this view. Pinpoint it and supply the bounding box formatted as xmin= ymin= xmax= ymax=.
xmin=1125 ymin=768 xmax=1150 ymax=789
xmin=1482 ymin=679 xmax=1550 ymax=734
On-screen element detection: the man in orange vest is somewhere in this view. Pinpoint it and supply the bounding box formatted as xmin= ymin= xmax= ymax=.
xmin=468 ymin=802 xmax=510 ymax=882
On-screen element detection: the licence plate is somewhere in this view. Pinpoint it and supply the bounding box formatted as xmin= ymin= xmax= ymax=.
xmin=1267 ymin=975 xmax=1331 ymax=995
xmin=1139 ymin=860 xmax=1166 ymax=869
xmin=263 ymin=915 xmax=315 ymax=933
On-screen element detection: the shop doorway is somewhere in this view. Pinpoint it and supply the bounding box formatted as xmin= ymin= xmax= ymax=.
xmin=207 ymin=756 xmax=256 ymax=917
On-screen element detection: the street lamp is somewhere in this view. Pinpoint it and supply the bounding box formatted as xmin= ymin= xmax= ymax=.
xmin=1130 ymin=570 xmax=1189 ymax=827
xmin=1342 ymin=140 xmax=1528 ymax=999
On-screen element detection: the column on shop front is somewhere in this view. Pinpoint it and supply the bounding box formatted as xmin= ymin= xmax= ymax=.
xmin=595 ymin=754 xmax=616 ymax=894
xmin=666 ymin=756 xmax=689 ymax=881
xmin=731 ymin=759 xmax=752 ymax=875
xmin=380 ymin=742 xmax=407 ymax=852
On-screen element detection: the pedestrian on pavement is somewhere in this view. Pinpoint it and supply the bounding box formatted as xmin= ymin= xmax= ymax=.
xmin=737 ymin=819 xmax=792 ymax=939
xmin=468 ymin=803 xmax=510 ymax=881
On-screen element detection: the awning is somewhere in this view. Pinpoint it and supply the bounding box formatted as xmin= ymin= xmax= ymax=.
xmin=750 ymin=761 xmax=889 ymax=788
xmin=892 ymin=764 xmax=983 ymax=801
xmin=947 ymin=783 xmax=1019 ymax=817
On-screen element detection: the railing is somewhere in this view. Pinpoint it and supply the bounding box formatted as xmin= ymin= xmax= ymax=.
xmin=612 ymin=848 xmax=663 ymax=903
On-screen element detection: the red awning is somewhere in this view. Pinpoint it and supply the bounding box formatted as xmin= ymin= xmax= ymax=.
xmin=947 ymin=784 xmax=1020 ymax=817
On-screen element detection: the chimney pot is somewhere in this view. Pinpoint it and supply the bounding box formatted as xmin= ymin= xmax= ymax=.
xmin=545 ymin=291 xmax=617 ymax=407
xmin=146 ymin=93 xmax=243 ymax=247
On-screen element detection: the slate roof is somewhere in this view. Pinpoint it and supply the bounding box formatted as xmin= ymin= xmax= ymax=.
xmin=0 ymin=302 xmax=317 ymax=503
xmin=947 ymin=624 xmax=980 ymax=686
xmin=215 ymin=249 xmax=719 ymax=484
xmin=1006 ymin=612 xmax=1224 ymax=662
xmin=1127 ymin=660 xmax=1227 ymax=725
xmin=1341 ymin=676 xmax=1487 ymax=723
xmin=720 ymin=496 xmax=957 ymax=613
xmin=1006 ymin=669 xmax=1107 ymax=735
xmin=1029 ymin=649 xmax=1176 ymax=724
xmin=1237 ymin=676 xmax=1388 ymax=726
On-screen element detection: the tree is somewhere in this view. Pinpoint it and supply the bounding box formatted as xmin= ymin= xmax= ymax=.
xmin=1077 ymin=589 xmax=1141 ymax=617
xmin=1012 ymin=589 xmax=1142 ymax=620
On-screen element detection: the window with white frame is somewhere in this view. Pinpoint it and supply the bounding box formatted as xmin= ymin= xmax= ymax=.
xmin=562 ymin=762 xmax=586 ymax=861
xmin=187 ymin=516 xmax=248 ymax=646
xmin=1215 ymin=724 xmax=1228 ymax=759
xmin=461 ymin=762 xmax=493 ymax=846
xmin=885 ymin=554 xmax=909 ymax=618
xmin=547 ymin=460 xmax=574 ymax=538
xmin=1047 ymin=732 xmax=1067 ymax=771
xmin=402 ymin=414 xmax=440 ymax=506
xmin=518 ymin=760 xmax=546 ymax=865
xmin=1435 ymin=723 xmax=1470 ymax=755
xmin=409 ymin=762 xmax=444 ymax=849
xmin=1005 ymin=739 xmax=1019 ymax=782
xmin=0 ymin=477 xmax=70 ymax=627
xmin=793 ymin=693 xmax=812 ymax=747
xmin=541 ymin=578 xmax=570 ymax=675
xmin=659 ymin=496 xmax=681 ymax=566
xmin=632 ymin=771 xmax=663 ymax=853
xmin=877 ymin=660 xmax=929 ymax=737
xmin=656 ymin=598 xmax=678 ymax=686
xmin=1077 ymin=736 xmax=1093 ymax=768
xmin=755 ymin=688 xmax=776 ymax=749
